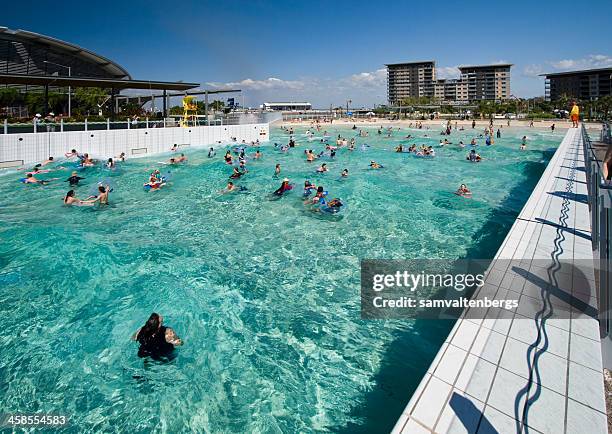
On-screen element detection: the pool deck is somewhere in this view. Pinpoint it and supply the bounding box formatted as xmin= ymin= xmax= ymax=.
xmin=392 ymin=127 xmax=607 ymax=433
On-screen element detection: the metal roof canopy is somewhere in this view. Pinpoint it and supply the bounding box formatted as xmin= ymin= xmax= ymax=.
xmin=0 ymin=73 xmax=199 ymax=91
xmin=165 ymin=89 xmax=240 ymax=97
xmin=0 ymin=27 xmax=131 ymax=79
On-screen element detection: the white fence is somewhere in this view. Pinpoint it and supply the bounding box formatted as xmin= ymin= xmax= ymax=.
xmin=0 ymin=123 xmax=269 ymax=167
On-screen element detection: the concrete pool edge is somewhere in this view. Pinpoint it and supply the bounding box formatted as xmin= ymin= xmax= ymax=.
xmin=391 ymin=127 xmax=606 ymax=433
xmin=0 ymin=123 xmax=269 ymax=166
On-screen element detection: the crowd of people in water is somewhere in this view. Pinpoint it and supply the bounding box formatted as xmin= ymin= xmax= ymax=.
xmin=11 ymin=118 xmax=565 ymax=359
xmin=17 ymin=119 xmax=550 ymax=213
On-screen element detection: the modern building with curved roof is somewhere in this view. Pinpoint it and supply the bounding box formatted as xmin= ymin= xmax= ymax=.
xmin=0 ymin=26 xmax=131 ymax=80
xmin=0 ymin=26 xmax=207 ymax=117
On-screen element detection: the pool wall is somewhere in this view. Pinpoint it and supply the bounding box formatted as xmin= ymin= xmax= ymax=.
xmin=0 ymin=123 xmax=269 ymax=167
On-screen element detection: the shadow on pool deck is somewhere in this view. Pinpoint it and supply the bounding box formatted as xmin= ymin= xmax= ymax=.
xmin=334 ymin=158 xmax=551 ymax=434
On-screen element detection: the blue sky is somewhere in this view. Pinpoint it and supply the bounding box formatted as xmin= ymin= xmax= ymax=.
xmin=4 ymin=0 xmax=612 ymax=107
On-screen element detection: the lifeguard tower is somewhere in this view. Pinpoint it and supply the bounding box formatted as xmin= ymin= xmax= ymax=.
xmin=180 ymin=95 xmax=199 ymax=127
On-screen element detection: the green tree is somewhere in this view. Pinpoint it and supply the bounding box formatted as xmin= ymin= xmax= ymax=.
xmin=119 ymin=101 xmax=144 ymax=118
xmin=169 ymin=105 xmax=183 ymax=115
xmin=0 ymin=87 xmax=21 ymax=107
xmin=25 ymin=92 xmax=45 ymax=116
xmin=73 ymin=87 xmax=109 ymax=116
xmin=210 ymin=100 xmax=225 ymax=111
xmin=596 ymin=95 xmax=612 ymax=120
xmin=47 ymin=91 xmax=68 ymax=115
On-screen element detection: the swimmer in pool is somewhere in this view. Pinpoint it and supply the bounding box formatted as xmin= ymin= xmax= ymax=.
xmin=341 ymin=168 xmax=349 ymax=177
xmin=145 ymin=175 xmax=165 ymax=190
xmin=224 ymin=151 xmax=233 ymax=164
xmin=456 ymin=184 xmax=471 ymax=197
xmin=65 ymin=149 xmax=81 ymax=159
xmin=171 ymin=144 xmax=178 ymax=152
xmin=316 ymin=163 xmax=328 ymax=173
xmin=106 ymin=158 xmax=115 ymax=169
xmin=326 ymin=198 xmax=344 ymax=209
xmin=222 ymin=181 xmax=237 ymax=193
xmin=84 ymin=184 xmax=111 ymax=205
xmin=23 ymin=173 xmax=53 ymax=185
xmin=116 ymin=152 xmax=126 ymax=162
xmin=229 ymin=167 xmax=243 ymax=179
xmin=273 ymin=178 xmax=293 ymax=196
xmin=306 ymin=186 xmax=327 ymax=205
xmin=275 ymin=163 xmax=281 ymax=176
xmin=40 ymin=156 xmax=54 ymax=167
xmin=306 ymin=150 xmax=316 ymax=162
xmin=254 ymin=150 xmax=262 ymax=159
xmin=81 ymin=154 xmax=94 ymax=167
xmin=467 ymin=150 xmax=482 ymax=162
xmin=176 ymin=153 xmax=188 ymax=163
xmin=27 ymin=167 xmax=51 ymax=175
xmin=132 ymin=312 xmax=183 ymax=360
xmin=65 ymin=171 xmax=85 ymax=186
xmin=303 ymin=180 xmax=318 ymax=195
xmin=208 ymin=147 xmax=215 ymax=158
xmin=63 ymin=189 xmax=92 ymax=206
xmin=369 ymin=161 xmax=382 ymax=169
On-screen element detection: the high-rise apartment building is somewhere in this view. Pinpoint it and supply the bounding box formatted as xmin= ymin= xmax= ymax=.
xmin=386 ymin=61 xmax=436 ymax=104
xmin=540 ymin=68 xmax=612 ymax=101
xmin=458 ymin=64 xmax=512 ymax=101
xmin=386 ymin=61 xmax=511 ymax=104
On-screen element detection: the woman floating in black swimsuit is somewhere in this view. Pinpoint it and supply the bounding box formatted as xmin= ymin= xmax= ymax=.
xmin=132 ymin=313 xmax=183 ymax=361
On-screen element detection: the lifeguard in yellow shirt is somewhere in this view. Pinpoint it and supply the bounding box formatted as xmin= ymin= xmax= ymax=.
xmin=570 ymin=102 xmax=579 ymax=128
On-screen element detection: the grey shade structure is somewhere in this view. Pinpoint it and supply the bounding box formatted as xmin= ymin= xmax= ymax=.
xmin=0 ymin=73 xmax=199 ymax=91
xmin=0 ymin=26 xmax=130 ymax=79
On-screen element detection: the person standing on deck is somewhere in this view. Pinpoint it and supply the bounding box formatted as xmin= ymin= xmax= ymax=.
xmin=570 ymin=102 xmax=580 ymax=128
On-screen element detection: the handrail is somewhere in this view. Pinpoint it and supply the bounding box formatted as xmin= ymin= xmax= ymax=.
xmin=602 ymin=122 xmax=611 ymax=145
xmin=581 ymin=123 xmax=612 ymax=341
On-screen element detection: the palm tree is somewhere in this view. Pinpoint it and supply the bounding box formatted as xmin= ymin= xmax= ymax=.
xmin=210 ymin=100 xmax=225 ymax=112
xmin=597 ymin=95 xmax=612 ymax=120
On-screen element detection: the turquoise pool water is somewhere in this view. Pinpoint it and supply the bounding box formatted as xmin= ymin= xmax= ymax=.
xmin=0 ymin=125 xmax=562 ymax=432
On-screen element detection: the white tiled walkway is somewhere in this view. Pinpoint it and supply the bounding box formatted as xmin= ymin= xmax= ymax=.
xmin=392 ymin=128 xmax=606 ymax=434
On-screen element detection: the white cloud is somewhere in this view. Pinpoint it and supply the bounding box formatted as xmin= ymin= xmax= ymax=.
xmin=436 ymin=66 xmax=460 ymax=79
xmin=549 ymin=54 xmax=612 ymax=71
xmin=206 ymin=77 xmax=304 ymax=91
xmin=342 ymin=68 xmax=387 ymax=88
xmin=522 ymin=64 xmax=545 ymax=77
xmin=520 ymin=54 xmax=612 ymax=80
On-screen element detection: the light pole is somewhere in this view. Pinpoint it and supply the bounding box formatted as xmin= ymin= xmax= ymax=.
xmin=346 ymin=99 xmax=351 ymax=118
xmin=43 ymin=60 xmax=71 ymax=117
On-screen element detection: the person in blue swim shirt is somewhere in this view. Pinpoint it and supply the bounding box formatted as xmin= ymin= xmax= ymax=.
xmin=305 ymin=186 xmax=327 ymax=205
xmin=303 ymin=180 xmax=317 ymax=196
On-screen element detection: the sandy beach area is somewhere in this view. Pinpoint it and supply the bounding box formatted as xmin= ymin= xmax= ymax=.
xmin=274 ymin=117 xmax=601 ymax=131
